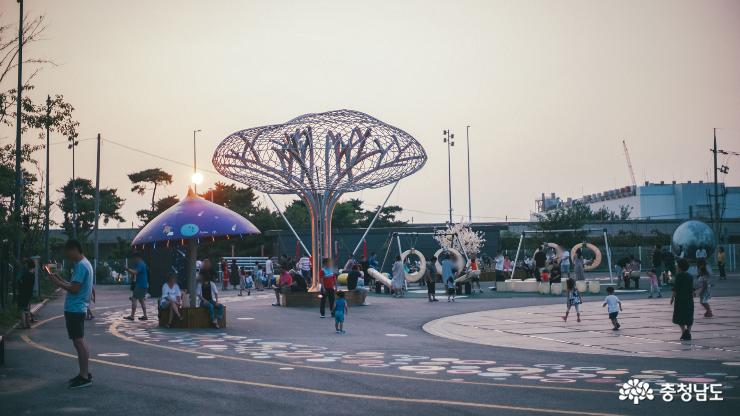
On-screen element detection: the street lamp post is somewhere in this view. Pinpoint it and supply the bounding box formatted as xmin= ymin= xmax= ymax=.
xmin=68 ymin=136 xmax=79 ymax=239
xmin=44 ymin=95 xmax=51 ymax=262
xmin=466 ymin=125 xmax=472 ymax=224
xmin=443 ymin=129 xmax=455 ymax=224
xmin=13 ymin=0 xmax=24 ymax=267
xmin=193 ymin=129 xmax=201 ymax=193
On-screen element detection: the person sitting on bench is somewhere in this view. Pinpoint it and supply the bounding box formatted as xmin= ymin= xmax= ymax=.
xmin=160 ymin=274 xmax=183 ymax=328
xmin=196 ymin=273 xmax=224 ymax=328
xmin=347 ymin=264 xmax=369 ymax=305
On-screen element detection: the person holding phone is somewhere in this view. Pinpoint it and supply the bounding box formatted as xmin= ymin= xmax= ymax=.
xmin=46 ymin=239 xmax=94 ymax=389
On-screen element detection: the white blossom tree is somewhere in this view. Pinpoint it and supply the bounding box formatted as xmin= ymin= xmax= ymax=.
xmin=434 ymin=222 xmax=486 ymax=255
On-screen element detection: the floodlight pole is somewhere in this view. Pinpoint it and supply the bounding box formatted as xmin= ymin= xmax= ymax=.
xmin=466 ymin=125 xmax=472 ymax=223
xmin=13 ymin=0 xmax=24 ymax=268
xmin=443 ymin=129 xmax=454 ymax=223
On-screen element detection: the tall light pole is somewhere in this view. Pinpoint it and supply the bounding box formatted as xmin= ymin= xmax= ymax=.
xmin=443 ymin=129 xmax=455 ymax=224
xmin=466 ymin=125 xmax=472 ymax=224
xmin=68 ymin=136 xmax=79 ymax=239
xmin=44 ymin=95 xmax=51 ymax=262
xmin=13 ymin=0 xmax=24 ymax=266
xmin=193 ymin=129 xmax=202 ymax=193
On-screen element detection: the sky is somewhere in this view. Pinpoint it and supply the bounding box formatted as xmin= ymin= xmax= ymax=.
xmin=1 ymin=0 xmax=739 ymax=228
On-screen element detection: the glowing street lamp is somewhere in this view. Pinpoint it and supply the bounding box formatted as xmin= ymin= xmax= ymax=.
xmin=191 ymin=171 xmax=204 ymax=186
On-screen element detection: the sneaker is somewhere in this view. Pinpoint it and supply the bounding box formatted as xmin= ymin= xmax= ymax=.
xmin=336 ymin=330 xmax=341 ymax=334
xmin=69 ymin=376 xmax=92 ymax=389
xmin=616 ymin=323 xmax=621 ymax=329
xmin=68 ymin=373 xmax=92 ymax=384
xmin=612 ymin=327 xmax=619 ymax=331
xmin=138 ymin=316 xmax=148 ymax=321
xmin=320 ymin=315 xmax=326 ymax=319
xmin=123 ymin=315 xmax=134 ymax=321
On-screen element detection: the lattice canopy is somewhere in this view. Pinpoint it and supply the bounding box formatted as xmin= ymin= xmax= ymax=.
xmin=212 ymin=109 xmax=427 ymax=194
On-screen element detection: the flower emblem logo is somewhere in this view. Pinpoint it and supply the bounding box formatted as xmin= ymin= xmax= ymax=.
xmin=619 ymin=379 xmax=654 ymax=404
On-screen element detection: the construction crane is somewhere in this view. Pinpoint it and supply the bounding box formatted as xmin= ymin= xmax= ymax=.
xmin=622 ymin=140 xmax=637 ymax=188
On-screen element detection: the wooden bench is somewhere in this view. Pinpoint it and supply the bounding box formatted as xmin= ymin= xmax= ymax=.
xmin=280 ymin=290 xmax=365 ymax=307
xmin=158 ymin=305 xmax=226 ymax=329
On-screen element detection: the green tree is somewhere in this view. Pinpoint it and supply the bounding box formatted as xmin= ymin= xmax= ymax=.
xmin=58 ymin=178 xmax=125 ymax=241
xmin=283 ymin=200 xmax=310 ymax=229
xmin=136 ymin=195 xmax=179 ymax=224
xmin=128 ymin=168 xmax=173 ymax=222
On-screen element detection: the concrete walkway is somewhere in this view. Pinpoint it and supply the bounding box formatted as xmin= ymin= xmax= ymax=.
xmin=424 ymin=296 xmax=740 ymax=362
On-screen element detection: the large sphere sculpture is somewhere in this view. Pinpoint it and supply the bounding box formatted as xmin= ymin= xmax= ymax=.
xmin=671 ymin=220 xmax=716 ymax=259
xmin=212 ymin=109 xmax=427 ymax=290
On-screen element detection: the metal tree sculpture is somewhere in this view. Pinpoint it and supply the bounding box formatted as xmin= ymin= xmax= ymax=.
xmin=212 ymin=109 xmax=427 ymax=289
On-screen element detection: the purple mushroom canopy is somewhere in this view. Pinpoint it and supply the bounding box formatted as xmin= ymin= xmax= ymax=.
xmin=131 ymin=188 xmax=260 ymax=246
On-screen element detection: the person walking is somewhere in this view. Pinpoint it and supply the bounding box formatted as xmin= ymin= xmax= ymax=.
xmin=602 ymin=286 xmax=623 ymax=330
xmin=573 ymin=248 xmax=586 ymax=281
xmin=391 ymin=255 xmax=405 ymax=298
xmin=441 ymin=254 xmax=456 ymax=302
xmin=229 ymin=259 xmax=240 ymax=290
xmin=717 ymin=247 xmax=727 ymax=280
xmin=671 ymin=259 xmax=695 ymax=341
xmin=425 ymin=256 xmax=438 ymax=302
xmin=319 ymin=258 xmax=336 ymax=318
xmin=124 ymin=252 xmax=149 ymax=321
xmin=562 ymin=277 xmax=582 ymax=322
xmin=47 ymin=239 xmax=94 ymax=388
xmin=17 ymin=259 xmax=36 ymax=329
xmin=334 ymin=291 xmax=348 ymax=334
xmin=652 ymin=245 xmax=663 ymax=287
xmin=697 ymin=264 xmax=713 ymax=318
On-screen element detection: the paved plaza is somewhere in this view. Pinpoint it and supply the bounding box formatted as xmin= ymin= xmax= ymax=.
xmin=2 ymin=282 xmax=739 ymax=416
xmin=424 ymin=296 xmax=740 ymax=362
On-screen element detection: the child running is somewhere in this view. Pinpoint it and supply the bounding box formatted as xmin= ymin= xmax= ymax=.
xmin=646 ymin=268 xmax=662 ymax=299
xmin=562 ymin=278 xmax=582 ymax=322
xmin=602 ymin=286 xmax=623 ymax=330
xmin=697 ymin=265 xmax=713 ymax=317
xmin=334 ymin=291 xmax=348 ymax=334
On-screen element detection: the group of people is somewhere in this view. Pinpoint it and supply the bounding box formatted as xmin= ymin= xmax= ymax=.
xmin=523 ymin=244 xmax=587 ymax=283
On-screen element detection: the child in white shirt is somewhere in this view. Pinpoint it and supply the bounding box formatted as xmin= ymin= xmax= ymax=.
xmin=602 ymin=286 xmax=623 ymax=330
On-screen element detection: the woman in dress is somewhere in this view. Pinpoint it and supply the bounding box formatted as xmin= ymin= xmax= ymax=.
xmin=562 ymin=277 xmax=582 ymax=322
xmin=671 ymin=258 xmax=695 ymax=340
xmin=391 ymin=255 xmax=405 ymax=298
xmin=573 ymin=248 xmax=586 ymax=281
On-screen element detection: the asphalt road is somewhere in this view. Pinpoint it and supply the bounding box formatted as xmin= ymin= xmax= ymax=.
xmin=1 ymin=282 xmax=738 ymax=416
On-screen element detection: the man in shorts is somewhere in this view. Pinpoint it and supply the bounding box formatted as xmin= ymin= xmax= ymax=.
xmin=125 ymin=252 xmax=149 ymax=321
xmin=47 ymin=239 xmax=94 ymax=388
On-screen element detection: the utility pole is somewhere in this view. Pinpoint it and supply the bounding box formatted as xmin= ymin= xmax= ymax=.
xmin=68 ymin=136 xmax=79 ymax=239
xmin=13 ymin=0 xmax=24 ymax=267
xmin=93 ymin=134 xmax=101 ymax=283
xmin=466 ymin=125 xmax=472 ymax=223
xmin=442 ymin=129 xmax=455 ymax=224
xmin=44 ymin=95 xmax=51 ymax=262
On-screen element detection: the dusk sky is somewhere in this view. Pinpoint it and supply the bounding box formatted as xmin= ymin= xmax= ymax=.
xmin=1 ymin=0 xmax=739 ymax=227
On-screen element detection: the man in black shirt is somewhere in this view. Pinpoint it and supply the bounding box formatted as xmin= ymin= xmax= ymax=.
xmin=533 ymin=245 xmax=547 ymax=281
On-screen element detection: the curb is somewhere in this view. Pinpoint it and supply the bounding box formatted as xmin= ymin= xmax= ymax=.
xmin=0 ymin=290 xmax=59 ymax=366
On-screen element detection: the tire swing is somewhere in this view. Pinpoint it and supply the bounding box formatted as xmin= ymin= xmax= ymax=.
xmin=434 ymin=248 xmax=465 ymax=275
xmin=570 ymin=243 xmax=602 ymax=271
xmin=400 ymin=249 xmax=427 ymax=282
